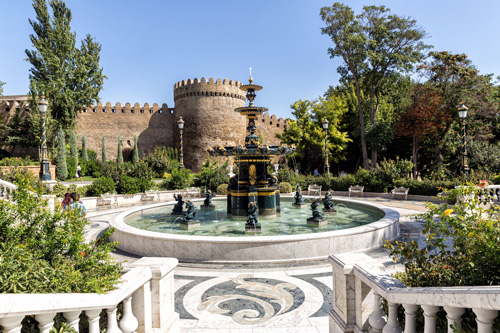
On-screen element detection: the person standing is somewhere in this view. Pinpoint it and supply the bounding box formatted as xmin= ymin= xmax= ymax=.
xmin=314 ymin=169 xmax=320 ymax=177
xmin=75 ymin=163 xmax=83 ymax=181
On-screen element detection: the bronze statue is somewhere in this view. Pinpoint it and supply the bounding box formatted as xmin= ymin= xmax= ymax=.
xmin=203 ymin=189 xmax=214 ymax=207
xmin=172 ymin=193 xmax=184 ymax=215
xmin=183 ymin=200 xmax=197 ymax=222
xmin=310 ymin=199 xmax=324 ymax=221
xmin=246 ymin=201 xmax=259 ymax=227
xmin=322 ymin=190 xmax=335 ymax=210
xmin=294 ymin=184 xmax=304 ymax=205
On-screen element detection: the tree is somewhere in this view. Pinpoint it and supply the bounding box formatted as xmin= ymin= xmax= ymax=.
xmin=132 ymin=136 xmax=139 ymax=164
xmin=277 ymin=96 xmax=351 ymax=173
xmin=396 ymin=83 xmax=445 ymax=178
xmin=81 ymin=135 xmax=88 ymax=161
xmin=25 ymin=0 xmax=105 ymax=130
xmin=56 ymin=129 xmax=68 ymax=180
xmin=0 ymin=81 xmax=5 ymax=96
xmin=69 ymin=130 xmax=78 ymax=167
xmin=116 ymin=135 xmax=123 ymax=164
xmin=101 ymin=136 xmax=107 ymax=162
xmin=320 ymin=3 xmax=430 ymax=168
xmin=417 ymin=51 xmax=500 ymax=170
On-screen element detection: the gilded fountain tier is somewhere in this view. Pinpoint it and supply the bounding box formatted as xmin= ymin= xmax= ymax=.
xmin=208 ymin=76 xmax=295 ymax=217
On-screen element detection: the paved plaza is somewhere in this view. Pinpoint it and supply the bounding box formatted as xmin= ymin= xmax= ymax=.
xmin=85 ymin=197 xmax=429 ymax=332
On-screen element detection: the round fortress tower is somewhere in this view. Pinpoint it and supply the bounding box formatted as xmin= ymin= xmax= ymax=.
xmin=173 ymin=77 xmax=247 ymax=171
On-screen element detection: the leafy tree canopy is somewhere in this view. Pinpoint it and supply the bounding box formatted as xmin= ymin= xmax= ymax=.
xmin=25 ymin=0 xmax=105 ymax=130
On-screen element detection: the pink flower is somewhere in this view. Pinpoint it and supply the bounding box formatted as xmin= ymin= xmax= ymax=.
xmin=479 ymin=180 xmax=489 ymax=188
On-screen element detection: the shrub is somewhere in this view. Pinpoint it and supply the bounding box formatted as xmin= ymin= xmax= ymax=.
xmin=128 ymin=161 xmax=154 ymax=181
xmin=216 ymin=184 xmax=228 ymax=195
xmin=143 ymin=146 xmax=179 ymax=177
xmin=66 ymin=156 xmax=77 ymax=180
xmin=101 ymin=161 xmax=126 ymax=183
xmin=0 ymin=156 xmax=37 ymax=166
xmin=329 ymin=174 xmax=357 ymax=191
xmin=0 ymin=183 xmax=121 ymax=293
xmin=385 ymin=185 xmax=500 ymax=331
xmin=86 ymin=177 xmax=115 ymax=197
xmin=354 ymin=168 xmax=385 ymax=192
xmin=92 ymin=171 xmax=102 ymax=178
xmin=159 ymin=167 xmax=192 ymax=190
xmin=82 ymin=160 xmax=101 ymax=177
xmin=117 ymin=175 xmax=152 ymax=195
xmin=52 ymin=183 xmax=67 ymax=197
xmin=56 ymin=129 xmax=68 ymax=180
xmin=279 ymin=182 xmax=293 ymax=193
xmin=393 ymin=178 xmax=458 ymax=196
xmin=194 ymin=158 xmax=229 ymax=191
xmin=67 ymin=184 xmax=89 ymax=198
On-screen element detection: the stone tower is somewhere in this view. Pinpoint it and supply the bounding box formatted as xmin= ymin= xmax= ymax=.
xmin=173 ymin=77 xmax=246 ymax=171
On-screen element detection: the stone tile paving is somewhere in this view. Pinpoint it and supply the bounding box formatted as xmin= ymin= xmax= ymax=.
xmin=84 ymin=197 xmax=429 ymax=332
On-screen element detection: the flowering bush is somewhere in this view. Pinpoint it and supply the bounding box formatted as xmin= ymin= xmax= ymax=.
xmin=0 ymin=156 xmax=38 ymax=166
xmin=478 ymin=179 xmax=489 ymax=188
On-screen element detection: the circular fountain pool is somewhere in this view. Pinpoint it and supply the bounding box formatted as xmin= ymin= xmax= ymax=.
xmin=110 ymin=196 xmax=400 ymax=264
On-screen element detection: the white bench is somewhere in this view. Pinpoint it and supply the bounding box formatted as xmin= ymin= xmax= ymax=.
xmin=141 ymin=189 xmax=160 ymax=202
xmin=183 ymin=187 xmax=201 ymax=198
xmin=349 ymin=185 xmax=364 ymax=197
xmin=96 ymin=193 xmax=117 ymax=206
xmin=391 ymin=186 xmax=409 ymax=200
xmin=307 ymin=184 xmax=322 ymax=196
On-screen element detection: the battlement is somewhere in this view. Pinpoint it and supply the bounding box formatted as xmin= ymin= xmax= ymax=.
xmin=256 ymin=112 xmax=288 ymax=129
xmin=173 ymin=77 xmax=245 ymax=102
xmin=80 ymin=102 xmax=174 ymax=115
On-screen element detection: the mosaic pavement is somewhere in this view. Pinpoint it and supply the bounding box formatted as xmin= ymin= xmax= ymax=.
xmin=85 ymin=196 xmax=429 ymax=332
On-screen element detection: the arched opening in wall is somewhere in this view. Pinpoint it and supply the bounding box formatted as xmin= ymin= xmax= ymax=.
xmin=122 ymin=109 xmax=125 ymax=113
xmin=131 ymin=109 xmax=135 ymax=113
xmin=170 ymin=110 xmax=174 ymax=114
xmin=92 ymin=109 xmax=96 ymax=112
xmin=159 ymin=110 xmax=163 ymax=114
xmin=112 ymin=109 xmax=116 ymax=113
xmin=103 ymin=109 xmax=106 ymax=112
xmin=149 ymin=110 xmax=153 ymax=114
xmin=140 ymin=109 xmax=144 ymax=113
xmin=122 ymin=148 xmax=133 ymax=162
xmin=276 ymin=124 xmax=279 ymax=127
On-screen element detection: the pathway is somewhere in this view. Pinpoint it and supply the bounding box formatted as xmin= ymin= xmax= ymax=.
xmin=84 ymin=197 xmax=429 ymax=332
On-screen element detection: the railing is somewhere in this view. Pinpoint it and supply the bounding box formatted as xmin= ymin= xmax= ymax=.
xmin=0 ymin=179 xmax=17 ymax=201
xmin=481 ymin=185 xmax=500 ymax=204
xmin=0 ymin=257 xmax=179 ymax=333
xmin=329 ymin=253 xmax=500 ymax=333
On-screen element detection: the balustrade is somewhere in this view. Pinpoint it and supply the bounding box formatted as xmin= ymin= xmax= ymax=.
xmin=0 ymin=258 xmax=179 ymax=333
xmin=329 ymin=253 xmax=500 ymax=333
xmin=0 ymin=179 xmax=17 ymax=201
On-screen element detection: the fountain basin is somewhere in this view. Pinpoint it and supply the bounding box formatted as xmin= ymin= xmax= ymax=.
xmin=109 ymin=197 xmax=400 ymax=264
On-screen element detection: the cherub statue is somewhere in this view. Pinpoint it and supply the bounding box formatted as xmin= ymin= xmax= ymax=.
xmin=172 ymin=193 xmax=184 ymax=214
xmin=246 ymin=201 xmax=259 ymax=227
xmin=183 ymin=200 xmax=197 ymax=222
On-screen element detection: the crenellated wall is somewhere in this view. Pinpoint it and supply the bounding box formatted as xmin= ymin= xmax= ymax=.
xmin=76 ymin=101 xmax=176 ymax=162
xmin=0 ymin=76 xmax=287 ymax=171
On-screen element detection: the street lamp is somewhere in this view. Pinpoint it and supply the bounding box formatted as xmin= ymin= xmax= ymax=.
xmin=458 ymin=103 xmax=470 ymax=179
xmin=39 ymin=96 xmax=51 ymax=181
xmin=322 ymin=117 xmax=330 ymax=175
xmin=177 ymin=116 xmax=184 ymax=168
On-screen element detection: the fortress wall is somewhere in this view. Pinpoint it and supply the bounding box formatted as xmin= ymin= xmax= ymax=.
xmin=75 ymin=102 xmax=175 ymax=161
xmin=255 ymin=113 xmax=288 ymax=145
xmin=173 ymin=77 xmax=247 ymax=171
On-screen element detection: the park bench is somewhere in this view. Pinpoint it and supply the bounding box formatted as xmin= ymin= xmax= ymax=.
xmin=141 ymin=189 xmax=160 ymax=202
xmin=96 ymin=193 xmax=118 ymax=206
xmin=183 ymin=187 xmax=201 ymax=198
xmin=307 ymin=184 xmax=322 ymax=196
xmin=348 ymin=185 xmax=364 ymax=197
xmin=391 ymin=186 xmax=409 ymax=200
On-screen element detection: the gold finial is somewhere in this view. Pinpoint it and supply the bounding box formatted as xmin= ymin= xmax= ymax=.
xmin=249 ymin=67 xmax=253 ymax=83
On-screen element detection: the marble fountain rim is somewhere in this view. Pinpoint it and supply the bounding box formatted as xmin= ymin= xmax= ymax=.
xmin=109 ymin=196 xmax=400 ymax=244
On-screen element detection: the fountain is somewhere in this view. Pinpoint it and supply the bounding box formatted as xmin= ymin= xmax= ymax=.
xmin=109 ymin=73 xmax=400 ymax=264
xmin=207 ymin=72 xmax=294 ymax=222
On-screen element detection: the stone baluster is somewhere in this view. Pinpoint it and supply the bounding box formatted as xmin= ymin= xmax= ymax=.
xmin=64 ymin=310 xmax=81 ymax=332
xmin=383 ymin=302 xmax=402 ymax=333
xmin=0 ymin=315 xmax=25 ymax=333
xmin=2 ymin=184 xmax=7 ymax=199
xmin=402 ymin=304 xmax=418 ymax=333
xmin=85 ymin=309 xmax=101 ymax=333
xmin=473 ymin=308 xmax=498 ymax=333
xmin=119 ymin=296 xmax=138 ymax=333
xmin=132 ymin=280 xmax=153 ymax=333
xmin=421 ymin=305 xmax=439 ymax=333
xmin=35 ymin=313 xmax=56 ymax=333
xmin=106 ymin=307 xmax=123 ymax=333
xmin=443 ymin=306 xmax=465 ymax=333
xmin=368 ymin=292 xmax=387 ymax=333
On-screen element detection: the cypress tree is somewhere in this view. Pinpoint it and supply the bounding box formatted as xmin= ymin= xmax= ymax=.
xmin=69 ymin=130 xmax=78 ymax=166
xmin=81 ymin=135 xmax=88 ymax=161
xmin=117 ymin=135 xmax=123 ymax=164
xmin=56 ymin=129 xmax=68 ymax=180
xmin=132 ymin=135 xmax=139 ymax=164
xmin=102 ymin=136 xmax=107 ymax=162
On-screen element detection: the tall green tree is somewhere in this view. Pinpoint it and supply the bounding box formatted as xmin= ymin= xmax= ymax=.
xmin=116 ymin=135 xmax=123 ymax=164
xmin=277 ymin=96 xmax=351 ymax=173
xmin=132 ymin=136 xmax=139 ymax=164
xmin=69 ymin=130 xmax=78 ymax=166
xmin=101 ymin=136 xmax=107 ymax=162
xmin=81 ymin=135 xmax=88 ymax=161
xmin=25 ymin=0 xmax=105 ymax=130
xmin=320 ymin=3 xmax=430 ymax=168
xmin=56 ymin=129 xmax=68 ymax=180
xmin=0 ymin=81 xmax=5 ymax=96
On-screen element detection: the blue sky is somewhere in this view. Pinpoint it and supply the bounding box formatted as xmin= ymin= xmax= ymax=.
xmin=1 ymin=0 xmax=500 ymax=119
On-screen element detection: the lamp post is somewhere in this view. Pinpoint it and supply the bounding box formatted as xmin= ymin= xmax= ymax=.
xmin=458 ymin=103 xmax=470 ymax=179
xmin=177 ymin=116 xmax=184 ymax=168
xmin=39 ymin=96 xmax=51 ymax=181
xmin=322 ymin=117 xmax=330 ymax=175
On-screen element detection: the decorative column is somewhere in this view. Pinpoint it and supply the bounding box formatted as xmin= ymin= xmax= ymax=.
xmin=177 ymin=116 xmax=184 ymax=168
xmin=39 ymin=96 xmax=51 ymax=181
